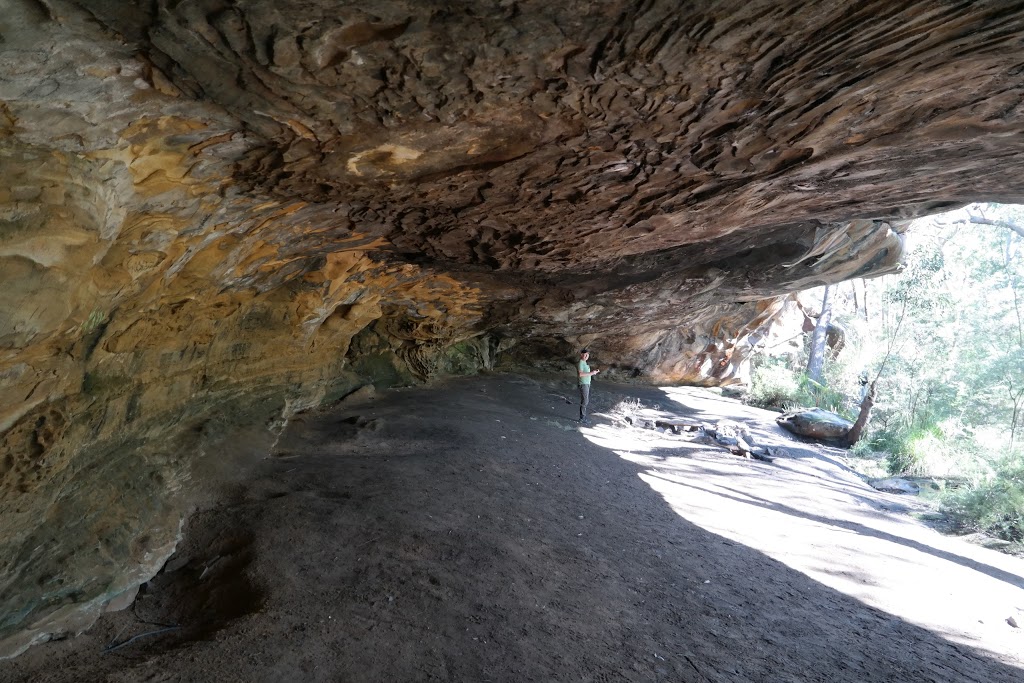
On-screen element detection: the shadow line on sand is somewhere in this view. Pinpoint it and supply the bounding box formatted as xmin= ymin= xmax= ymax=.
xmin=7 ymin=375 xmax=1023 ymax=682
xmin=644 ymin=470 xmax=1024 ymax=592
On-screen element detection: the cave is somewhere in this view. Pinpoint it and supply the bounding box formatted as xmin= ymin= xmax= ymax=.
xmin=2 ymin=0 xmax=1024 ymax=678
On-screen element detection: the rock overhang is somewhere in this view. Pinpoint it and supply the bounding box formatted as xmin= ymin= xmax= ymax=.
xmin=3 ymin=0 xmax=1024 ymax=656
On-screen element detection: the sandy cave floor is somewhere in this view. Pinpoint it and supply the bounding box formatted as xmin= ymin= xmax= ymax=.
xmin=5 ymin=374 xmax=1024 ymax=682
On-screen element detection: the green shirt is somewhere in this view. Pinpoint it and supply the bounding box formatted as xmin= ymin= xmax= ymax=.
xmin=578 ymin=359 xmax=591 ymax=385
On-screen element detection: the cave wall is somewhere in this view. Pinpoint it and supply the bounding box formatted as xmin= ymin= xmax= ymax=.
xmin=3 ymin=0 xmax=1024 ymax=656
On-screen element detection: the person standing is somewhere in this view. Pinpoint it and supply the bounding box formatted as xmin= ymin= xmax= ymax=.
xmin=577 ymin=349 xmax=600 ymax=424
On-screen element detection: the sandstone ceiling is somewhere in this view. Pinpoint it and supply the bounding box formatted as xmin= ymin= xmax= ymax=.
xmin=3 ymin=0 xmax=1024 ymax=657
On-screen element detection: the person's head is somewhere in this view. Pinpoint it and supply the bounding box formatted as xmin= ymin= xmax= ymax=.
xmin=580 ymin=348 xmax=589 ymax=359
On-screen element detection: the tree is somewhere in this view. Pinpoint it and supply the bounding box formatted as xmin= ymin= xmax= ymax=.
xmin=963 ymin=206 xmax=1024 ymax=240
xmin=845 ymin=296 xmax=905 ymax=447
xmin=806 ymin=285 xmax=833 ymax=383
xmin=852 ymin=203 xmax=1024 ymax=454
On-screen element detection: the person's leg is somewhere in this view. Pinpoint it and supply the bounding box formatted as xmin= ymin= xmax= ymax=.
xmin=579 ymin=384 xmax=590 ymax=421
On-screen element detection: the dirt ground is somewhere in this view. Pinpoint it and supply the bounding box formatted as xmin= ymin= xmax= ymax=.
xmin=5 ymin=374 xmax=1024 ymax=682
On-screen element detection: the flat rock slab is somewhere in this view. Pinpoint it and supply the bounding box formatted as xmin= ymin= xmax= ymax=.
xmin=776 ymin=407 xmax=853 ymax=440
xmin=870 ymin=478 xmax=922 ymax=494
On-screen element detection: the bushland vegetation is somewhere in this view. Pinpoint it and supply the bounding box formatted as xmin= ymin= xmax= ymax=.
xmin=748 ymin=204 xmax=1024 ymax=546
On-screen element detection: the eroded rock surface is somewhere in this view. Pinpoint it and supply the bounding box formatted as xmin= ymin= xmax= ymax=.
xmin=3 ymin=0 xmax=1024 ymax=656
xmin=777 ymin=407 xmax=854 ymax=441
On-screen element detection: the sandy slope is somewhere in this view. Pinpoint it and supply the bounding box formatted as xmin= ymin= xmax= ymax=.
xmin=5 ymin=374 xmax=1023 ymax=682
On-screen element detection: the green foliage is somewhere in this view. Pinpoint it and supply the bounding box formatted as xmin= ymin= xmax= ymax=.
xmin=845 ymin=206 xmax=1024 ymax=465
xmin=847 ymin=438 xmax=875 ymax=458
xmin=749 ymin=204 xmax=1024 ymax=547
xmin=884 ymin=425 xmax=941 ymax=476
xmin=853 ymin=418 xmax=989 ymax=478
xmin=748 ymin=360 xmax=854 ymax=417
xmin=82 ymin=309 xmax=106 ymax=334
xmin=854 ymin=423 xmax=907 ymax=463
xmin=796 ymin=374 xmax=851 ymax=417
xmin=748 ymin=362 xmax=800 ymax=410
xmin=942 ymin=456 xmax=1024 ymax=543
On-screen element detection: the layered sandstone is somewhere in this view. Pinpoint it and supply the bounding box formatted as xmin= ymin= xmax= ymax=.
xmin=3 ymin=0 xmax=1024 ymax=656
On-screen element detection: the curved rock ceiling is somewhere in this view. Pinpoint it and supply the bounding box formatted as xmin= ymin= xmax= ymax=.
xmin=3 ymin=0 xmax=1024 ymax=656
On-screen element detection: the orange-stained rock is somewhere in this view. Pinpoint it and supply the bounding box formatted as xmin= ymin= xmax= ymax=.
xmin=4 ymin=0 xmax=1024 ymax=656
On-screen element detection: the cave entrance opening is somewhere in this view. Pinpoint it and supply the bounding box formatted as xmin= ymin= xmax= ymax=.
xmin=741 ymin=201 xmax=1024 ymax=546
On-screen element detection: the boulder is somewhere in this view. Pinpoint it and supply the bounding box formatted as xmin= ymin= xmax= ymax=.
xmin=868 ymin=478 xmax=921 ymax=495
xmin=776 ymin=408 xmax=853 ymax=441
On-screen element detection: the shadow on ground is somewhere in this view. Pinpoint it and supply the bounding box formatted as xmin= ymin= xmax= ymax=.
xmin=6 ymin=374 xmax=1023 ymax=682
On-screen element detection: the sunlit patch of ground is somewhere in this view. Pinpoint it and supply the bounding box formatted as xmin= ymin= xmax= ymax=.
xmin=583 ymin=386 xmax=1024 ymax=664
xmin=8 ymin=375 xmax=1023 ymax=682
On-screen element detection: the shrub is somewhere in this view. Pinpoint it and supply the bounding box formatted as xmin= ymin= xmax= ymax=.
xmin=880 ymin=428 xmax=916 ymax=475
xmin=875 ymin=424 xmax=989 ymax=477
xmin=848 ymin=438 xmax=876 ymax=457
xmin=748 ymin=363 xmax=801 ymax=409
xmin=942 ymin=456 xmax=1024 ymax=543
xmin=794 ymin=375 xmax=852 ymax=418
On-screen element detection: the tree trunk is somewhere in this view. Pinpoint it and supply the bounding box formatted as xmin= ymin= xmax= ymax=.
xmin=806 ymin=285 xmax=834 ymax=383
xmin=1010 ymin=388 xmax=1024 ymax=452
xmin=860 ymin=278 xmax=869 ymax=322
xmin=846 ymin=382 xmax=876 ymax=447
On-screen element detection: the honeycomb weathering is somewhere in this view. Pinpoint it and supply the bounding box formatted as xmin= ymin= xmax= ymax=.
xmin=2 ymin=0 xmax=1024 ymax=656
